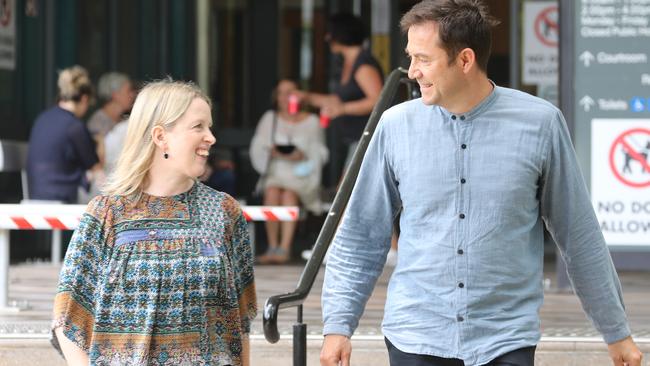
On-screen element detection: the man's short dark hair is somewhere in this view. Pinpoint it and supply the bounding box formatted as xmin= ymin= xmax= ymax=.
xmin=327 ymin=13 xmax=367 ymax=46
xmin=400 ymin=0 xmax=500 ymax=72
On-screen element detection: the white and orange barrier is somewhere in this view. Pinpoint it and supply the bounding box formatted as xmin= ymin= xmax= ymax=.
xmin=0 ymin=204 xmax=299 ymax=230
xmin=0 ymin=203 xmax=298 ymax=312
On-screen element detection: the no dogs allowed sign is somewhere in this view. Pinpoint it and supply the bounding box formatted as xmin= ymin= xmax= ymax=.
xmin=592 ymin=119 xmax=650 ymax=246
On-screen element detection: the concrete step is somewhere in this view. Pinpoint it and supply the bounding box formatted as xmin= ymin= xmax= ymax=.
xmin=1 ymin=336 xmax=649 ymax=366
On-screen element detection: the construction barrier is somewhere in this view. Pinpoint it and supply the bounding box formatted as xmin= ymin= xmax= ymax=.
xmin=0 ymin=203 xmax=298 ymax=312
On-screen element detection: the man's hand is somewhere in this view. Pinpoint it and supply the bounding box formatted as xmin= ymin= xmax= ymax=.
xmin=608 ymin=336 xmax=643 ymax=366
xmin=320 ymin=334 xmax=352 ymax=366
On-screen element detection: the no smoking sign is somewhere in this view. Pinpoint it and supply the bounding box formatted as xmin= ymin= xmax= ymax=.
xmin=608 ymin=128 xmax=650 ymax=188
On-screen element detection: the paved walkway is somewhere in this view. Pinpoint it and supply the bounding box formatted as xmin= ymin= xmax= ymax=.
xmin=1 ymin=260 xmax=649 ymax=365
xmin=1 ymin=260 xmax=649 ymax=341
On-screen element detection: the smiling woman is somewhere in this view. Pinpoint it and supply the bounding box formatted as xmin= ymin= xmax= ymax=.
xmin=51 ymin=80 xmax=256 ymax=366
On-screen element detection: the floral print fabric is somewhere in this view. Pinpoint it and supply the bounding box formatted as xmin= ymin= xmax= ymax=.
xmin=52 ymin=182 xmax=256 ymax=365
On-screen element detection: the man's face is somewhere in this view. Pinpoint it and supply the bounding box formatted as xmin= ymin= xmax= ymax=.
xmin=406 ymin=22 xmax=463 ymax=108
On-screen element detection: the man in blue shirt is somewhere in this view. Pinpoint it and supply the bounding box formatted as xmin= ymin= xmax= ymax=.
xmin=320 ymin=1 xmax=644 ymax=365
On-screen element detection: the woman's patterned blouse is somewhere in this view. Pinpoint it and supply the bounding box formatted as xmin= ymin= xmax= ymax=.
xmin=51 ymin=182 xmax=257 ymax=365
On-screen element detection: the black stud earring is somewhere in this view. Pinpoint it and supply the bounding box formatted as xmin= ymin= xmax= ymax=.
xmin=164 ymin=152 xmax=169 ymax=159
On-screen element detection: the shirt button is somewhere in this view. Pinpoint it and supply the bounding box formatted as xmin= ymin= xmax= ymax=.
xmin=457 ymin=249 xmax=464 ymax=255
xmin=458 ymin=282 xmax=465 ymax=288
xmin=460 ymin=178 xmax=466 ymax=184
xmin=457 ymin=315 xmax=464 ymax=322
xmin=461 ymin=144 xmax=467 ymax=149
xmin=451 ymin=115 xmax=457 ymax=120
xmin=460 ymin=116 xmax=466 ymax=121
xmin=459 ymin=213 xmax=465 ymax=219
xmin=148 ymin=230 xmax=157 ymax=238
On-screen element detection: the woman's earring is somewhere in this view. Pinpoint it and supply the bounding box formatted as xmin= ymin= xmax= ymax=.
xmin=164 ymin=152 xmax=169 ymax=159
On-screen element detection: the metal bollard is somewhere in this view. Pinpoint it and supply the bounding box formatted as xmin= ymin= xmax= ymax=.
xmin=52 ymin=229 xmax=62 ymax=265
xmin=0 ymin=229 xmax=8 ymax=310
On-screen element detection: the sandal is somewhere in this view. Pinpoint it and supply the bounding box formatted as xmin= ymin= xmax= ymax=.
xmin=256 ymin=247 xmax=279 ymax=265
xmin=269 ymin=247 xmax=290 ymax=264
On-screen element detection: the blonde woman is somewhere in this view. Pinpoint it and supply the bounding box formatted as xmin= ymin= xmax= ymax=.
xmin=51 ymin=80 xmax=257 ymax=366
xmin=27 ymin=65 xmax=100 ymax=203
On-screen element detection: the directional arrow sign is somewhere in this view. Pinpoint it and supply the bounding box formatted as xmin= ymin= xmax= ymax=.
xmin=579 ymin=51 xmax=595 ymax=67
xmin=580 ymin=95 xmax=595 ymax=112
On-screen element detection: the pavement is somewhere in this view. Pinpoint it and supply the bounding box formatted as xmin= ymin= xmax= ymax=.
xmin=0 ymin=259 xmax=649 ymax=365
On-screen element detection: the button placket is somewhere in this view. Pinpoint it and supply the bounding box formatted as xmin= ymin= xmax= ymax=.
xmin=456 ymin=113 xmax=472 ymax=332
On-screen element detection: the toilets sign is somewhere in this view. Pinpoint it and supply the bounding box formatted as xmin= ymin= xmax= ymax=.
xmin=592 ymin=119 xmax=650 ymax=246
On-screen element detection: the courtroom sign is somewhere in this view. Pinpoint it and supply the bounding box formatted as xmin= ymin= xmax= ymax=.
xmin=575 ymin=0 xmax=650 ymax=246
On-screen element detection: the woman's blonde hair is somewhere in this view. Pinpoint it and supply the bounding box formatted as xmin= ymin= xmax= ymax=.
xmin=103 ymin=79 xmax=212 ymax=197
xmin=57 ymin=65 xmax=94 ymax=103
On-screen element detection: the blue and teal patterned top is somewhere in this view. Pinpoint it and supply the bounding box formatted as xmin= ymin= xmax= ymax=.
xmin=52 ymin=182 xmax=257 ymax=365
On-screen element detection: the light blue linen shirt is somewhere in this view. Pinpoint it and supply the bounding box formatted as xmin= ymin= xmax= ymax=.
xmin=321 ymin=86 xmax=631 ymax=366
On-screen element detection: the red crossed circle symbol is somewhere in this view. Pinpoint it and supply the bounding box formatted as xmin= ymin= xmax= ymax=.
xmin=608 ymin=128 xmax=650 ymax=188
xmin=534 ymin=6 xmax=558 ymax=47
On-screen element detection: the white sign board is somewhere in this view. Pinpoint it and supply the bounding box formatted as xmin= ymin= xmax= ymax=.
xmin=0 ymin=0 xmax=15 ymax=70
xmin=522 ymin=2 xmax=558 ymax=85
xmin=591 ymin=119 xmax=650 ymax=246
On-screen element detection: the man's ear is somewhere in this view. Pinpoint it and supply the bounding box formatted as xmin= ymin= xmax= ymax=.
xmin=151 ymin=125 xmax=166 ymax=149
xmin=457 ymin=48 xmax=476 ymax=74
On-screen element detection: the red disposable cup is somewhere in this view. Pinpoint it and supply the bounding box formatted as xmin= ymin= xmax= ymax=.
xmin=288 ymin=94 xmax=299 ymax=115
xmin=319 ymin=111 xmax=330 ymax=128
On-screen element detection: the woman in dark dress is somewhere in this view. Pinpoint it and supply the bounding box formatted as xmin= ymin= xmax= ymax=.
xmin=299 ymin=13 xmax=384 ymax=183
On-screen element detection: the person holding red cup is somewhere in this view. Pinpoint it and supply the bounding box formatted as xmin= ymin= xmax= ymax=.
xmin=250 ymin=79 xmax=330 ymax=264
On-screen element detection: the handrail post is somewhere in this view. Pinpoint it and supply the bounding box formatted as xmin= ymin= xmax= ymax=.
xmin=293 ymin=304 xmax=306 ymax=366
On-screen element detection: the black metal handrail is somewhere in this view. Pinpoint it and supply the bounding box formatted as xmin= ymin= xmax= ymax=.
xmin=262 ymin=68 xmax=412 ymax=353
